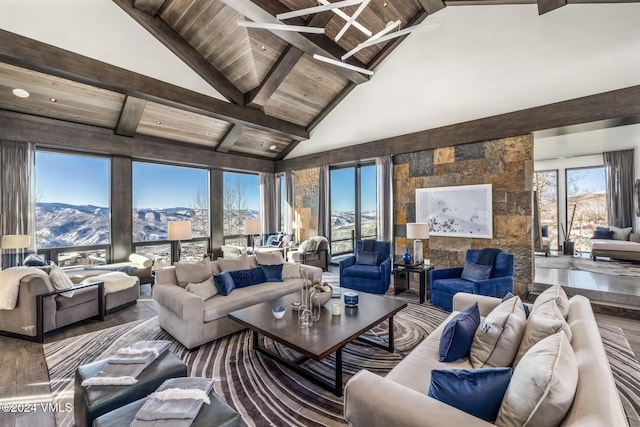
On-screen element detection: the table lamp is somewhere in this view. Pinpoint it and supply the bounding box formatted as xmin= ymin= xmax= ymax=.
xmin=244 ymin=218 xmax=261 ymax=253
xmin=167 ymin=220 xmax=192 ymax=262
xmin=406 ymin=223 xmax=430 ymax=265
xmin=2 ymin=234 xmax=31 ymax=269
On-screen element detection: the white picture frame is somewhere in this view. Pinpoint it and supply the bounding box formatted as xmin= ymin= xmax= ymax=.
xmin=416 ymin=184 xmax=493 ymax=238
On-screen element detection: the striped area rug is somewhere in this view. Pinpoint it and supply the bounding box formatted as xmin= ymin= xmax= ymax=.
xmin=44 ymin=301 xmax=640 ymax=427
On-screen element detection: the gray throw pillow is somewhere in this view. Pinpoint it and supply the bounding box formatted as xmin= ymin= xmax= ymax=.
xmin=461 ymin=261 xmax=492 ymax=282
xmin=609 ymin=225 xmax=632 ymax=241
xmin=356 ymin=250 xmax=378 ymax=265
xmin=174 ymin=258 xmax=212 ymax=288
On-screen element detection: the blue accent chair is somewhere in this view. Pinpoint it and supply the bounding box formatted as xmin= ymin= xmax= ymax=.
xmin=339 ymin=241 xmax=392 ymax=294
xmin=429 ymin=249 xmax=514 ymax=311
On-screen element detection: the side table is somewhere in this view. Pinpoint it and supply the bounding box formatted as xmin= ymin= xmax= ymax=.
xmin=393 ymin=263 xmax=434 ymax=304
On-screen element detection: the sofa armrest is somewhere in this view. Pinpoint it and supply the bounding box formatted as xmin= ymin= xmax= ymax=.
xmin=153 ymin=283 xmax=203 ymax=322
xmin=472 ymin=276 xmax=514 ymax=298
xmin=430 ymin=267 xmax=464 ymax=281
xmin=452 ymin=293 xmax=502 ymax=316
xmin=299 ymin=264 xmax=323 ymax=283
xmin=380 ymin=257 xmax=391 ymax=278
xmin=630 ymin=233 xmax=640 ymax=243
xmin=339 ymin=256 xmax=356 ymax=276
xmin=344 ymin=370 xmax=493 ymax=427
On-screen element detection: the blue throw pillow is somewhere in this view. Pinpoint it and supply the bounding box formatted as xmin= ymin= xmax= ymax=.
xmin=229 ymin=267 xmax=267 ymax=288
xmin=461 ymin=261 xmax=492 ymax=282
xmin=23 ymin=253 xmax=47 ymax=267
xmin=259 ymin=264 xmax=283 ymax=282
xmin=213 ymin=271 xmax=235 ymax=296
xmin=541 ymin=225 xmax=549 ymax=238
xmin=427 ymin=368 xmax=512 ymax=422
xmin=592 ymin=230 xmax=614 ymax=240
xmin=596 ymin=226 xmax=610 ymax=232
xmin=356 ymin=250 xmax=378 ymax=265
xmin=439 ymin=303 xmax=480 ymax=362
xmin=502 ymin=292 xmax=530 ymax=318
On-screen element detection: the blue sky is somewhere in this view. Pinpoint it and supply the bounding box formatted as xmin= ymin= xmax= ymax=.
xmin=132 ymin=162 xmax=210 ymax=209
xmin=567 ymin=167 xmax=606 ymax=195
xmin=223 ymin=172 xmax=260 ymax=211
xmin=330 ymin=165 xmax=376 ymax=212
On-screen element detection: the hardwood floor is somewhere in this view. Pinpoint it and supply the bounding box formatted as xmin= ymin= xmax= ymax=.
xmin=0 ymin=276 xmax=638 ymax=427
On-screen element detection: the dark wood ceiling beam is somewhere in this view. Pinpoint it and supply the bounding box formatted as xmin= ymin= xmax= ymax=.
xmin=0 ymin=29 xmax=309 ymax=141
xmin=537 ymin=0 xmax=567 ymax=13
xmin=132 ymin=0 xmax=165 ymax=15
xmin=245 ymin=45 xmax=304 ymax=106
xmin=115 ymin=96 xmax=146 ymax=137
xmin=444 ymin=0 xmax=639 ymax=5
xmin=222 ymin=0 xmax=369 ymax=84
xmin=216 ymin=124 xmax=245 ymax=152
xmin=276 ymin=84 xmax=640 ymax=171
xmin=419 ymin=0 xmax=446 ymax=14
xmin=113 ymin=0 xmax=245 ymax=106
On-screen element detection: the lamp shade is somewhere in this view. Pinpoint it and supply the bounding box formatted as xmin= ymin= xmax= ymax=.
xmin=167 ymin=221 xmax=192 ymax=241
xmin=406 ymin=223 xmax=429 ymax=240
xmin=1 ymin=234 xmax=30 ymax=249
xmin=244 ymin=218 xmax=261 ymax=235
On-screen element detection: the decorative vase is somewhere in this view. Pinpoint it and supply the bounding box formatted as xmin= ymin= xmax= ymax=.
xmin=403 ymin=247 xmax=412 ymax=265
xmin=311 ymin=290 xmax=321 ymax=321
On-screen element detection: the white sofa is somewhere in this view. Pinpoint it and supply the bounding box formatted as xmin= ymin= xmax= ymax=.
xmin=153 ymin=256 xmax=322 ymax=349
xmin=590 ymin=233 xmax=640 ymax=261
xmin=344 ymin=293 xmax=628 ymax=427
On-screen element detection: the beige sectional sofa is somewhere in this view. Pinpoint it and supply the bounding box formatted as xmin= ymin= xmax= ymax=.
xmin=590 ymin=232 xmax=640 ymax=261
xmin=344 ymin=292 xmax=627 ymax=427
xmin=153 ymin=255 xmax=322 ymax=350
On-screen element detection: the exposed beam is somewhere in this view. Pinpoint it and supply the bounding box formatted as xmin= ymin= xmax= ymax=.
xmin=222 ymin=0 xmax=369 ymax=84
xmin=276 ymin=85 xmax=640 ymax=171
xmin=245 ymin=46 xmax=304 ymax=106
xmin=537 ymin=0 xmax=567 ymax=13
xmin=216 ymin=124 xmax=245 ymax=152
xmin=132 ymin=0 xmax=165 ymax=15
xmin=418 ymin=0 xmax=446 ymax=14
xmin=0 ymin=29 xmax=309 ymax=141
xmin=113 ymin=0 xmax=244 ymax=106
xmin=115 ymin=96 xmax=146 ymax=137
xmin=0 ymin=110 xmax=275 ymax=173
xmin=444 ymin=0 xmax=639 ymax=5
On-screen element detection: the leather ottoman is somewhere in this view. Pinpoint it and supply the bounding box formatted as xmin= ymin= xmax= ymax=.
xmin=73 ymin=350 xmax=187 ymax=427
xmin=92 ymin=389 xmax=241 ymax=426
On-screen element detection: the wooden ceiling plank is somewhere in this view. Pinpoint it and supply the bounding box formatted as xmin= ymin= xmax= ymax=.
xmin=0 ymin=29 xmax=309 ymax=141
xmin=221 ymin=0 xmax=369 ymax=84
xmin=115 ymin=96 xmax=147 ymax=137
xmin=133 ymin=0 xmax=166 ymax=15
xmin=418 ymin=0 xmax=446 ymax=14
xmin=216 ymin=123 xmax=245 ymax=152
xmin=537 ymin=0 xmax=567 ymax=14
xmin=113 ymin=0 xmax=245 ymax=106
xmin=245 ymin=45 xmax=304 ymax=106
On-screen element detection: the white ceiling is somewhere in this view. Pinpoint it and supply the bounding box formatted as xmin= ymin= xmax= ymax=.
xmin=1 ymin=2 xmax=639 ymax=162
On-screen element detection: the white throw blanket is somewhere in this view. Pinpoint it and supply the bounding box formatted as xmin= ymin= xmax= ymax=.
xmin=81 ymin=272 xmax=138 ymax=295
xmin=0 ymin=267 xmax=49 ymax=310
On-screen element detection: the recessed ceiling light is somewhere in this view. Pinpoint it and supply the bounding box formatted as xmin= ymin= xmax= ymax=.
xmin=261 ymin=45 xmax=266 ymax=51
xmin=156 ymin=120 xmax=162 ymax=125
xmin=49 ymin=97 xmax=57 ymax=103
xmin=13 ymin=88 xmax=30 ymax=98
xmin=269 ymin=145 xmax=277 ymax=151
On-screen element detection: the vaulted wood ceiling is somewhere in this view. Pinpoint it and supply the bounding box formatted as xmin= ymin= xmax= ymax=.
xmin=0 ymin=0 xmax=629 ymax=163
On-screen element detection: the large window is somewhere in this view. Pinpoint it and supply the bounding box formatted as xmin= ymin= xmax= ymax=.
xmin=566 ymin=166 xmax=607 ymax=252
xmin=132 ymin=162 xmax=209 ymax=262
xmin=330 ymin=164 xmax=377 ymax=256
xmin=223 ymin=172 xmax=260 ymax=246
xmin=534 ymin=170 xmax=559 ymax=250
xmin=35 ymin=151 xmax=110 ymax=265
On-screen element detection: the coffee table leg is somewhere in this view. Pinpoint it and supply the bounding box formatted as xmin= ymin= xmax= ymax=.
xmin=252 ymin=329 xmax=259 ymax=349
xmin=335 ymin=347 xmax=343 ymax=397
xmin=388 ymin=316 xmax=394 ymax=352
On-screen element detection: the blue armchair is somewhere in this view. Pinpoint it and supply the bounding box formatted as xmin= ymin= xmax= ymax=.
xmin=339 ymin=240 xmax=392 ymax=294
xmin=429 ymin=249 xmax=514 ymax=311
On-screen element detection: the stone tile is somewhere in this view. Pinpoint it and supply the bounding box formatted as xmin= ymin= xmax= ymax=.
xmin=434 ymin=147 xmax=455 ymax=165
xmin=455 ymin=142 xmax=485 ymax=161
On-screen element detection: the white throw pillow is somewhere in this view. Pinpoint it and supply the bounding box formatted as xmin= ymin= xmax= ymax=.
xmin=513 ymin=300 xmax=572 ymax=368
xmin=282 ymin=262 xmax=301 ymax=280
xmin=255 ymin=251 xmax=284 ymax=265
xmin=185 ymin=277 xmax=218 ymax=300
xmin=128 ymin=253 xmax=153 ymax=268
xmin=470 ymin=295 xmax=527 ymax=368
xmin=609 ymin=225 xmax=632 ymax=241
xmin=49 ymin=266 xmax=75 ymax=298
xmin=532 ymin=285 xmax=569 ymax=319
xmin=217 ymin=253 xmax=251 ymax=272
xmin=174 ymin=258 xmax=212 ymax=288
xmin=496 ymin=332 xmax=578 ymax=427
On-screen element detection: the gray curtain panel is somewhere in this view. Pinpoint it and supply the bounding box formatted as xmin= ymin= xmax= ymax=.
xmin=317 ymin=165 xmax=330 ymax=238
xmin=284 ymin=170 xmax=294 ymax=235
xmin=259 ymin=172 xmax=277 ymax=236
xmin=603 ymin=149 xmax=634 ymax=228
xmin=1 ymin=140 xmax=34 ymax=268
xmin=376 ymin=155 xmax=393 ymax=243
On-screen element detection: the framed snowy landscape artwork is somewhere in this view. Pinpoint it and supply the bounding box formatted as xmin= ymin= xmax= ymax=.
xmin=416 ymin=184 xmax=493 ymax=238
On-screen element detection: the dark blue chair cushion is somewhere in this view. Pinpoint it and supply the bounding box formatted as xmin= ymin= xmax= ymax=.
xmin=229 ymin=267 xmax=267 ymax=288
xmin=431 ymin=278 xmax=474 ymax=295
xmin=259 ymin=264 xmax=283 ymax=282
xmin=461 ymin=262 xmax=492 ymax=282
xmin=343 ymin=264 xmax=382 ymax=280
xmin=213 ymin=271 xmax=235 ymax=296
xmin=427 ymin=368 xmax=512 ymax=422
xmin=439 ymin=303 xmax=480 ymax=362
xmin=356 ymin=250 xmax=378 ymax=265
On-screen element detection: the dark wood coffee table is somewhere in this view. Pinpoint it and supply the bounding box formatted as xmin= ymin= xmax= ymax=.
xmin=228 ymin=292 xmax=407 ymax=396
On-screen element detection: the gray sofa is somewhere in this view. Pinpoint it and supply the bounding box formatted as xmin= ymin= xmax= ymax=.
xmin=590 ymin=232 xmax=640 ymax=261
xmin=153 ymin=256 xmax=322 ymax=350
xmin=344 ymin=293 xmax=627 ymax=427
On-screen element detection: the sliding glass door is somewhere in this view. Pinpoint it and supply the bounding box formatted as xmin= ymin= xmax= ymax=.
xmin=566 ymin=166 xmax=607 ymax=252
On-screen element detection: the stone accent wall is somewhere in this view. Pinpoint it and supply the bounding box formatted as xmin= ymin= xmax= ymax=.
xmin=393 ymin=135 xmax=534 ymax=296
xmin=293 ymin=167 xmax=319 ymax=243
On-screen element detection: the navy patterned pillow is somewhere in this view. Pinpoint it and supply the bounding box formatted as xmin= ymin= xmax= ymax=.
xmin=229 ymin=267 xmax=267 ymax=288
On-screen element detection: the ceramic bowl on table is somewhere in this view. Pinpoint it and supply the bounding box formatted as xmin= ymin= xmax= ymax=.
xmin=309 ymin=283 xmax=333 ymax=307
xmin=272 ymin=306 xmax=286 ymax=319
